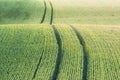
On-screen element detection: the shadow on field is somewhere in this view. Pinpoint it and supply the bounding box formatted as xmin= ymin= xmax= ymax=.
xmin=70 ymin=25 xmax=89 ymax=80
xmin=51 ymin=25 xmax=63 ymax=80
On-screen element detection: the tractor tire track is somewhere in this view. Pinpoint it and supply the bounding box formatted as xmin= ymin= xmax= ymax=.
xmin=32 ymin=50 xmax=44 ymax=80
xmin=40 ymin=0 xmax=47 ymax=24
xmin=70 ymin=25 xmax=89 ymax=80
xmin=49 ymin=1 xmax=53 ymax=25
xmin=51 ymin=25 xmax=63 ymax=80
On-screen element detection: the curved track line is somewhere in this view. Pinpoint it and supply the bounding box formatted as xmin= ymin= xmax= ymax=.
xmin=40 ymin=0 xmax=47 ymax=24
xmin=70 ymin=25 xmax=89 ymax=80
xmin=49 ymin=1 xmax=53 ymax=25
xmin=32 ymin=50 xmax=44 ymax=80
xmin=51 ymin=25 xmax=63 ymax=80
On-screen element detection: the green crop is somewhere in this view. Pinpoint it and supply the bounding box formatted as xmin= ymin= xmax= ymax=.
xmin=0 ymin=0 xmax=120 ymax=79
xmin=0 ymin=24 xmax=58 ymax=80
xmin=54 ymin=24 xmax=83 ymax=80
xmin=52 ymin=0 xmax=120 ymax=25
xmin=33 ymin=25 xmax=58 ymax=80
xmin=74 ymin=24 xmax=120 ymax=80
xmin=0 ymin=24 xmax=120 ymax=80
xmin=0 ymin=0 xmax=44 ymax=24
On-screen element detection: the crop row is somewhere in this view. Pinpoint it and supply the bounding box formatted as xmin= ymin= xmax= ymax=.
xmin=0 ymin=0 xmax=54 ymax=24
xmin=0 ymin=0 xmax=45 ymax=24
xmin=51 ymin=0 xmax=120 ymax=25
xmin=0 ymin=25 xmax=58 ymax=80
xmin=0 ymin=24 xmax=120 ymax=80
xmin=33 ymin=25 xmax=58 ymax=80
xmin=42 ymin=0 xmax=53 ymax=24
xmin=54 ymin=24 xmax=83 ymax=80
xmin=74 ymin=25 xmax=120 ymax=80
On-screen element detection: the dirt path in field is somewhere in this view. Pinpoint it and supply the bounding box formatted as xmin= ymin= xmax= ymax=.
xmin=32 ymin=50 xmax=44 ymax=80
xmin=40 ymin=0 xmax=47 ymax=23
xmin=51 ymin=25 xmax=63 ymax=80
xmin=70 ymin=25 xmax=89 ymax=80
xmin=49 ymin=1 xmax=53 ymax=25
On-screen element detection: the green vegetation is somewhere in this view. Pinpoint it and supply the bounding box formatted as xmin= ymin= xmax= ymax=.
xmin=0 ymin=0 xmax=120 ymax=80
xmin=52 ymin=0 xmax=120 ymax=25
xmin=0 ymin=25 xmax=58 ymax=80
xmin=55 ymin=25 xmax=83 ymax=80
xmin=0 ymin=0 xmax=44 ymax=24
xmin=0 ymin=24 xmax=120 ymax=80
xmin=74 ymin=25 xmax=120 ymax=80
xmin=42 ymin=1 xmax=52 ymax=24
xmin=33 ymin=25 xmax=58 ymax=80
xmin=1 ymin=0 xmax=120 ymax=25
xmin=53 ymin=6 xmax=120 ymax=24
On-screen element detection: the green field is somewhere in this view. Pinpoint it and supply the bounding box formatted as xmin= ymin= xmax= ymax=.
xmin=74 ymin=25 xmax=120 ymax=80
xmin=0 ymin=0 xmax=120 ymax=80
xmin=0 ymin=0 xmax=45 ymax=24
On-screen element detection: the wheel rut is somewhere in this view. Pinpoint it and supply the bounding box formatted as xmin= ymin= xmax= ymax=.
xmin=70 ymin=25 xmax=89 ymax=80
xmin=49 ymin=1 xmax=53 ymax=25
xmin=40 ymin=0 xmax=53 ymax=24
xmin=51 ymin=25 xmax=63 ymax=80
xmin=40 ymin=0 xmax=47 ymax=23
xmin=32 ymin=50 xmax=44 ymax=80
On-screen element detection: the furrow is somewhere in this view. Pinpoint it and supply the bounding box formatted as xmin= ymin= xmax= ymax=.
xmin=51 ymin=25 xmax=63 ymax=80
xmin=32 ymin=50 xmax=44 ymax=80
xmin=70 ymin=25 xmax=89 ymax=80
xmin=40 ymin=0 xmax=47 ymax=24
xmin=49 ymin=1 xmax=53 ymax=25
xmin=55 ymin=24 xmax=83 ymax=80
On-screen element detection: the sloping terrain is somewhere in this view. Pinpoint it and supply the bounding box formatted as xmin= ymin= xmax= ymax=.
xmin=0 ymin=24 xmax=120 ymax=80
xmin=0 ymin=0 xmax=120 ymax=80
xmin=0 ymin=0 xmax=120 ymax=25
xmin=0 ymin=0 xmax=45 ymax=24
xmin=74 ymin=24 xmax=120 ymax=80
xmin=0 ymin=25 xmax=58 ymax=80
